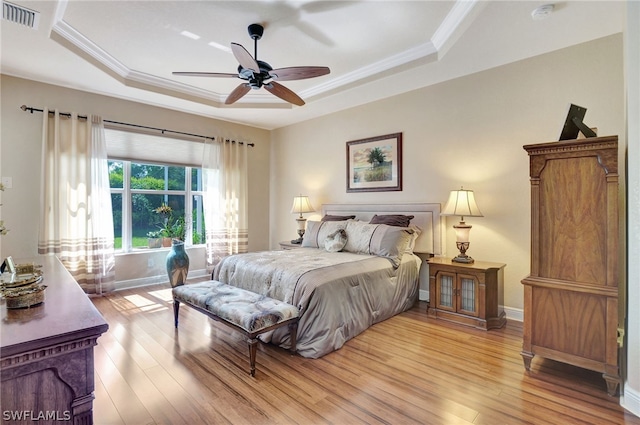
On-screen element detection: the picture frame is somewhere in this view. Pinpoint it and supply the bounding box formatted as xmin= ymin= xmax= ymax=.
xmin=5 ymin=256 xmax=16 ymax=274
xmin=346 ymin=132 xmax=402 ymax=192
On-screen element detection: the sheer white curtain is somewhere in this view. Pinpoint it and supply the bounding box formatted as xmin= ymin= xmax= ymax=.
xmin=38 ymin=109 xmax=116 ymax=294
xmin=202 ymin=138 xmax=249 ymax=270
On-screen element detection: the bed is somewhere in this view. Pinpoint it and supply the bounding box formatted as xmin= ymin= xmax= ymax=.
xmin=212 ymin=203 xmax=444 ymax=358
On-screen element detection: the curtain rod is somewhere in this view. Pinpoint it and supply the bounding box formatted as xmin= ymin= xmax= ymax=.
xmin=19 ymin=105 xmax=254 ymax=147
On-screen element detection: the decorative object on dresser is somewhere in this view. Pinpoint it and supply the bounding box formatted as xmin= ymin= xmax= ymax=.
xmin=522 ymin=135 xmax=620 ymax=396
xmin=290 ymin=195 xmax=315 ymax=244
xmin=427 ymin=257 xmax=506 ymax=330
xmin=0 ymin=262 xmax=46 ymax=309
xmin=1 ymin=256 xmax=108 ymax=424
xmin=440 ymin=187 xmax=483 ymax=263
xmin=346 ymin=133 xmax=402 ymax=193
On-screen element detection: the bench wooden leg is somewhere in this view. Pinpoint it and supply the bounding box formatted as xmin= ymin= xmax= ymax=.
xmin=248 ymin=338 xmax=258 ymax=377
xmin=173 ymin=300 xmax=180 ymax=328
xmin=289 ymin=321 xmax=298 ymax=354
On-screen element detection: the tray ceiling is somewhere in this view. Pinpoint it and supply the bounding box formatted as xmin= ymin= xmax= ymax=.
xmin=0 ymin=1 xmax=625 ymax=130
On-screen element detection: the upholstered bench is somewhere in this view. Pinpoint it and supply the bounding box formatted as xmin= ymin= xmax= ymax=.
xmin=172 ymin=281 xmax=299 ymax=376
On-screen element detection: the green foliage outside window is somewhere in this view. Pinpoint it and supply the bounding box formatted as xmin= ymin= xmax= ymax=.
xmin=109 ymin=161 xmax=204 ymax=250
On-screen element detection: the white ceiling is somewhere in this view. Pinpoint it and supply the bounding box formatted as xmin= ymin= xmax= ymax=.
xmin=1 ymin=1 xmax=625 ymax=130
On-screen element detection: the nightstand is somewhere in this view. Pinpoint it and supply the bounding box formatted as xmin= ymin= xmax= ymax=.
xmin=427 ymin=257 xmax=506 ymax=330
xmin=279 ymin=241 xmax=302 ymax=250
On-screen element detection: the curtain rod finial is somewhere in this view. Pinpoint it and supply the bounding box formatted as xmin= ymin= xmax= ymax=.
xmin=20 ymin=105 xmax=27 ymax=111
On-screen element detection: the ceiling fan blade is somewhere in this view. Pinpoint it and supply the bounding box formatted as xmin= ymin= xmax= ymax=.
xmin=225 ymin=83 xmax=251 ymax=105
xmin=231 ymin=42 xmax=259 ymax=73
xmin=172 ymin=72 xmax=238 ymax=78
xmin=264 ymin=81 xmax=305 ymax=106
xmin=269 ymin=66 xmax=330 ymax=81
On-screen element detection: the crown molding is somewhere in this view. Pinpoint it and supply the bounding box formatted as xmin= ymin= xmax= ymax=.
xmin=49 ymin=0 xmax=481 ymax=108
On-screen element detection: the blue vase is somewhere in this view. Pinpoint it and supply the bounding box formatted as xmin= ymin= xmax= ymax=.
xmin=166 ymin=239 xmax=189 ymax=287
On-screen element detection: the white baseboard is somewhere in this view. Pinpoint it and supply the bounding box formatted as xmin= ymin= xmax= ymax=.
xmin=419 ymin=289 xmax=429 ymax=301
xmin=504 ymin=306 xmax=523 ymax=322
xmin=622 ymin=384 xmax=640 ymax=418
xmin=115 ymin=268 xmax=208 ymax=291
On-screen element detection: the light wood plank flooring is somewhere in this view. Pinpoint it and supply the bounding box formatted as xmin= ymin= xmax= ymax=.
xmin=91 ymin=281 xmax=640 ymax=425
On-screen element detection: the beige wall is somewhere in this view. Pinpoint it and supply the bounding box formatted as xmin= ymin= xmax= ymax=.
xmin=270 ymin=34 xmax=625 ymax=313
xmin=0 ymin=75 xmax=271 ymax=283
xmin=0 ymin=35 xmax=626 ymax=309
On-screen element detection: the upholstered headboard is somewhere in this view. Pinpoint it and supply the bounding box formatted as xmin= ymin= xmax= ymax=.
xmin=321 ymin=203 xmax=444 ymax=255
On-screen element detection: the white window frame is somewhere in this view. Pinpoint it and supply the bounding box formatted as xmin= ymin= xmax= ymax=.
xmin=109 ymin=159 xmax=205 ymax=253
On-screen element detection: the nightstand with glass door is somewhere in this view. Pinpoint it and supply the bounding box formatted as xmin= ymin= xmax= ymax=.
xmin=427 ymin=257 xmax=506 ymax=330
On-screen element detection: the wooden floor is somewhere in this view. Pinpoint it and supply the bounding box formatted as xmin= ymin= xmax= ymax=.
xmin=91 ymin=281 xmax=640 ymax=425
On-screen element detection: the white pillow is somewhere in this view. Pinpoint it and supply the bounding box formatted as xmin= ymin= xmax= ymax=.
xmin=301 ymin=221 xmax=322 ymax=247
xmin=406 ymin=225 xmax=423 ymax=253
xmin=342 ymin=221 xmax=414 ymax=267
xmin=325 ymin=229 xmax=347 ymax=252
xmin=301 ymin=220 xmax=349 ymax=248
xmin=344 ymin=220 xmax=378 ymax=254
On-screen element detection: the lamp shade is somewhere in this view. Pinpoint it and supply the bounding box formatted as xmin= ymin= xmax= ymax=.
xmin=290 ymin=195 xmax=315 ymax=215
xmin=441 ymin=188 xmax=483 ymax=218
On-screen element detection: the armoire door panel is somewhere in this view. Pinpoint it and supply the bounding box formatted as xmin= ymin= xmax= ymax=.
xmin=531 ymin=287 xmax=606 ymax=361
xmin=538 ymin=157 xmax=607 ymax=284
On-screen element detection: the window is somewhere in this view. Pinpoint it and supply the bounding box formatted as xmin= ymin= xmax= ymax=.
xmin=105 ymin=127 xmax=208 ymax=252
xmin=108 ymin=161 xmax=205 ymax=251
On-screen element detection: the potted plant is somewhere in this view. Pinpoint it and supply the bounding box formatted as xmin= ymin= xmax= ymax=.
xmin=154 ymin=203 xmax=174 ymax=247
xmin=169 ymin=216 xmax=186 ymax=242
xmin=147 ymin=230 xmax=162 ymax=248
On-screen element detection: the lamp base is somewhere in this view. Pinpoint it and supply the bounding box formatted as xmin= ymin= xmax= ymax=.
xmin=291 ymin=227 xmax=305 ymax=245
xmin=452 ymin=254 xmax=475 ymax=264
xmin=452 ymin=241 xmax=474 ymax=263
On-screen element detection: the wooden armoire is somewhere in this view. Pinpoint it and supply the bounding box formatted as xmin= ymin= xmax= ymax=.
xmin=521 ymin=135 xmax=620 ymax=396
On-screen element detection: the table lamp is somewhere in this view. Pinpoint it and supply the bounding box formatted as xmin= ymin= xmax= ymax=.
xmin=441 ymin=187 xmax=483 ymax=263
xmin=290 ymin=195 xmax=315 ymax=244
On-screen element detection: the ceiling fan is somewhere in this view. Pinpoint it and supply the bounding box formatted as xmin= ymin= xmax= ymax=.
xmin=173 ymin=23 xmax=330 ymax=106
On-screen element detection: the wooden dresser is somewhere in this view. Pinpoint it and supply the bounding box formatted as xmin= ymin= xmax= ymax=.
xmin=1 ymin=256 xmax=109 ymax=424
xmin=521 ymin=135 xmax=620 ymax=396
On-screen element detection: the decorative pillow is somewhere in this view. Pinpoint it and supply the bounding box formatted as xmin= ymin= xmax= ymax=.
xmin=344 ymin=220 xmax=379 ymax=254
xmin=343 ymin=221 xmax=414 ymax=267
xmin=406 ymin=225 xmax=423 ymax=253
xmin=369 ymin=224 xmax=414 ymax=267
xmin=301 ymin=220 xmax=349 ymax=248
xmin=369 ymin=214 xmax=415 ymax=227
xmin=301 ymin=221 xmax=322 ymax=248
xmin=321 ymin=214 xmax=357 ymax=221
xmin=324 ymin=229 xmax=347 ymax=252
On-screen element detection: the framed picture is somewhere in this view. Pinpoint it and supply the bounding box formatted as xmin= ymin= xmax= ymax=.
xmin=5 ymin=256 xmax=16 ymax=274
xmin=346 ymin=132 xmax=402 ymax=192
